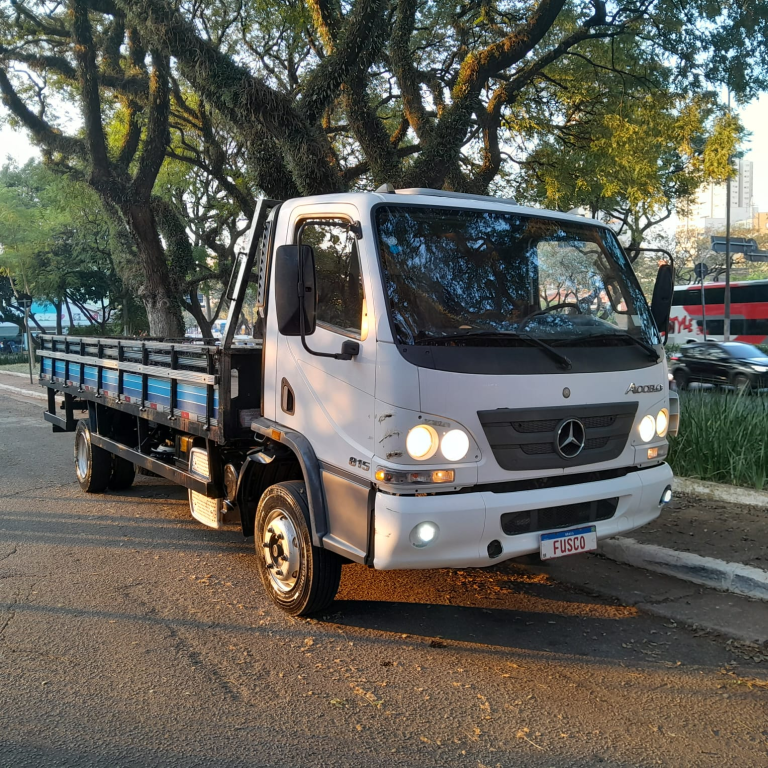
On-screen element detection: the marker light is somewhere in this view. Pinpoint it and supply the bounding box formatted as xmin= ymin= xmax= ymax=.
xmin=375 ymin=468 xmax=454 ymax=484
xmin=441 ymin=429 xmax=470 ymax=462
xmin=406 ymin=424 xmax=439 ymax=460
xmin=656 ymin=409 xmax=669 ymax=438
xmin=410 ymin=522 xmax=439 ymax=548
xmin=638 ymin=414 xmax=656 ymax=443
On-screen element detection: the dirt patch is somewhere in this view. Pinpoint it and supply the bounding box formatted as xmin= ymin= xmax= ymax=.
xmin=629 ymin=492 xmax=768 ymax=569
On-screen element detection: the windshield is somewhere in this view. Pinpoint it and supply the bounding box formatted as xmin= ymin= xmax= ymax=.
xmin=723 ymin=343 xmax=768 ymax=360
xmin=376 ymin=205 xmax=659 ymax=347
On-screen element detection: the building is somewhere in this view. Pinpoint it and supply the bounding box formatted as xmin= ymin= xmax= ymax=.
xmin=682 ymin=159 xmax=755 ymax=231
xmin=753 ymin=211 xmax=768 ymax=232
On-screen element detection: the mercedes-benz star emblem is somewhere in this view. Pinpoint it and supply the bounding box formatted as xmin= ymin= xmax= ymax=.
xmin=555 ymin=418 xmax=586 ymax=459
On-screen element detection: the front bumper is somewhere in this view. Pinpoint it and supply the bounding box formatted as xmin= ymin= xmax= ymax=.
xmin=372 ymin=463 xmax=673 ymax=569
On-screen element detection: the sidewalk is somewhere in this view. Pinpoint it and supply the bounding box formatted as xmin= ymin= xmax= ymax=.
xmin=0 ymin=369 xmax=47 ymax=400
xmin=600 ymin=489 xmax=768 ymax=601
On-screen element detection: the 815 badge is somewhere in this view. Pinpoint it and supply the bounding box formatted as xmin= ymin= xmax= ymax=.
xmin=349 ymin=457 xmax=370 ymax=471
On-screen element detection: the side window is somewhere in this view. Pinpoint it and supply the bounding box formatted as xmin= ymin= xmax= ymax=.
xmin=299 ymin=219 xmax=365 ymax=337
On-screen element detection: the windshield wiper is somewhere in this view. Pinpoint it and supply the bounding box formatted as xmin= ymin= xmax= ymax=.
xmin=551 ymin=331 xmax=660 ymax=361
xmin=413 ymin=331 xmax=572 ymax=370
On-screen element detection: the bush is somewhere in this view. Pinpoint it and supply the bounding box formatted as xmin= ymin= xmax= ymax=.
xmin=0 ymin=352 xmax=29 ymax=367
xmin=668 ymin=390 xmax=768 ymax=490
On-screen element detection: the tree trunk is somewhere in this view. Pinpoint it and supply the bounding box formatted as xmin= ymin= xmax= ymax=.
xmin=187 ymin=290 xmax=214 ymax=340
xmin=124 ymin=204 xmax=185 ymax=338
xmin=65 ymin=300 xmax=74 ymax=331
xmin=122 ymin=293 xmax=131 ymax=336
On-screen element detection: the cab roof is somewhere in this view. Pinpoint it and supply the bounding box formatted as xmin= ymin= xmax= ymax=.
xmin=281 ymin=188 xmax=605 ymax=229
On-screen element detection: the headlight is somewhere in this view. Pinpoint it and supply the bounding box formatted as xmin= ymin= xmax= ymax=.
xmin=752 ymin=365 xmax=768 ymax=372
xmin=638 ymin=414 xmax=656 ymax=443
xmin=406 ymin=424 xmax=439 ymax=460
xmin=441 ymin=429 xmax=469 ymax=462
xmin=656 ymin=409 xmax=669 ymax=438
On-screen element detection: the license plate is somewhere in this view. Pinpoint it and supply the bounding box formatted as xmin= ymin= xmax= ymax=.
xmin=540 ymin=525 xmax=597 ymax=560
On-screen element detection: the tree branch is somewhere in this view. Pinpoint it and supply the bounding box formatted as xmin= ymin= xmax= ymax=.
xmin=71 ymin=0 xmax=110 ymax=183
xmin=0 ymin=67 xmax=87 ymax=159
xmin=299 ymin=0 xmax=388 ymax=124
xmin=132 ymin=49 xmax=170 ymax=199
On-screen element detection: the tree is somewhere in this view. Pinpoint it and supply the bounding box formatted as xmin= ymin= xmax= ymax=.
xmin=511 ymin=31 xmax=745 ymax=254
xmin=110 ymin=0 xmax=768 ymax=195
xmin=0 ymin=160 xmax=142 ymax=333
xmin=2 ymin=0 xmax=767 ymax=338
xmin=0 ymin=1 xmax=188 ymax=334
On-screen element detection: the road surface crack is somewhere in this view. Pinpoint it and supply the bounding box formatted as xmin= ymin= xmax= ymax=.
xmin=0 ymin=545 xmax=18 ymax=562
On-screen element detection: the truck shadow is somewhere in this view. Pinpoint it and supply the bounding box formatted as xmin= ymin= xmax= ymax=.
xmin=328 ymin=562 xmax=680 ymax=662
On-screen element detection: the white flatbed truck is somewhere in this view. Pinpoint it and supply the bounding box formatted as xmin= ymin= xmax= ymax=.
xmin=38 ymin=189 xmax=679 ymax=615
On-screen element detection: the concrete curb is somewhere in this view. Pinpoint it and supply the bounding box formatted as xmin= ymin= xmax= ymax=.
xmin=673 ymin=476 xmax=768 ymax=508
xmin=600 ymin=537 xmax=768 ymax=602
xmin=0 ymin=382 xmax=47 ymax=401
xmin=0 ymin=370 xmax=34 ymax=379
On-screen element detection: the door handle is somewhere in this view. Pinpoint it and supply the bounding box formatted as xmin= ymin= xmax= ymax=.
xmin=281 ymin=378 xmax=295 ymax=415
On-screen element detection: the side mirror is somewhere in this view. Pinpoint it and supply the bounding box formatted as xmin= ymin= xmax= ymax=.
xmin=650 ymin=263 xmax=674 ymax=342
xmin=275 ymin=245 xmax=317 ymax=336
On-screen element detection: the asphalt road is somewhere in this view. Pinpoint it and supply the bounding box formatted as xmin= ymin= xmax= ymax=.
xmin=1 ymin=394 xmax=766 ymax=768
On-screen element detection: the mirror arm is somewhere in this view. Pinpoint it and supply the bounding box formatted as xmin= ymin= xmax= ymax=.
xmin=297 ymin=267 xmax=360 ymax=361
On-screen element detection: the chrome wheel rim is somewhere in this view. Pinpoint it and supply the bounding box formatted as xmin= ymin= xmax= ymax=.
xmin=75 ymin=433 xmax=88 ymax=479
xmin=261 ymin=508 xmax=301 ymax=593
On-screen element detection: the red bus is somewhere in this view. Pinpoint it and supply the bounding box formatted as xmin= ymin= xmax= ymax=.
xmin=669 ymin=279 xmax=768 ymax=344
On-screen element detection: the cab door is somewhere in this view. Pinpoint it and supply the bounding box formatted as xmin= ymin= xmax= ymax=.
xmin=274 ymin=205 xmax=377 ymax=482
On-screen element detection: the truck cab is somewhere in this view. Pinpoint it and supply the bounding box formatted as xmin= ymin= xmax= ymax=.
xmin=40 ymin=188 xmax=678 ymax=616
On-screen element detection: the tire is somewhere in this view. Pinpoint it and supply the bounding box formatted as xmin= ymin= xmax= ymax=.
xmin=672 ymin=370 xmax=688 ymax=391
xmin=109 ymin=456 xmax=136 ymax=490
xmin=74 ymin=420 xmax=112 ymax=493
xmin=254 ymin=480 xmax=342 ymax=616
xmin=732 ymin=373 xmax=752 ymax=394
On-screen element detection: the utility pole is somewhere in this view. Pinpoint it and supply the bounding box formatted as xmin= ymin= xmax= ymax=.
xmin=21 ymin=298 xmax=33 ymax=384
xmin=723 ymin=88 xmax=732 ymax=342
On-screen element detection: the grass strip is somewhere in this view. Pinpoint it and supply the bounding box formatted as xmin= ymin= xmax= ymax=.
xmin=669 ymin=390 xmax=768 ymax=490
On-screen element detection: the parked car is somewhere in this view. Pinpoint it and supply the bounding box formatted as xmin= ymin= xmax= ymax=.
xmin=669 ymin=341 xmax=768 ymax=392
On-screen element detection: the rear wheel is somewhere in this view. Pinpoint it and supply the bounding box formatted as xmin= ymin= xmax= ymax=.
xmin=74 ymin=420 xmax=111 ymax=493
xmin=109 ymin=456 xmax=136 ymax=490
xmin=672 ymin=370 xmax=689 ymax=391
xmin=254 ymin=481 xmax=342 ymax=616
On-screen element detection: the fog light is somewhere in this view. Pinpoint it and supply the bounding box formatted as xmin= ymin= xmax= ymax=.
xmin=660 ymin=486 xmax=673 ymax=505
xmin=410 ymin=522 xmax=439 ymax=548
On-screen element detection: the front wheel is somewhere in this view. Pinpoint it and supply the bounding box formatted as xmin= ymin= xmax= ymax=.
xmin=672 ymin=370 xmax=689 ymax=391
xmin=254 ymin=481 xmax=342 ymax=616
xmin=732 ymin=373 xmax=752 ymax=394
xmin=74 ymin=420 xmax=112 ymax=493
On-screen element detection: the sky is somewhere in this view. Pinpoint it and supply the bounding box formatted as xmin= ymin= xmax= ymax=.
xmin=2 ymin=94 xmax=768 ymax=209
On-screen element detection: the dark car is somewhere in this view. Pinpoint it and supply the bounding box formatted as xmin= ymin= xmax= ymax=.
xmin=669 ymin=341 xmax=768 ymax=392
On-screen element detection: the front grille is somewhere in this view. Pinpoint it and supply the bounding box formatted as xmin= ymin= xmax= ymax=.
xmin=501 ymin=497 xmax=619 ymax=535
xmin=478 ymin=402 xmax=638 ymax=471
xmin=514 ymin=419 xmax=560 ymax=433
xmin=521 ymin=442 xmax=554 ymax=455
xmin=584 ymin=415 xmax=615 ymax=429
